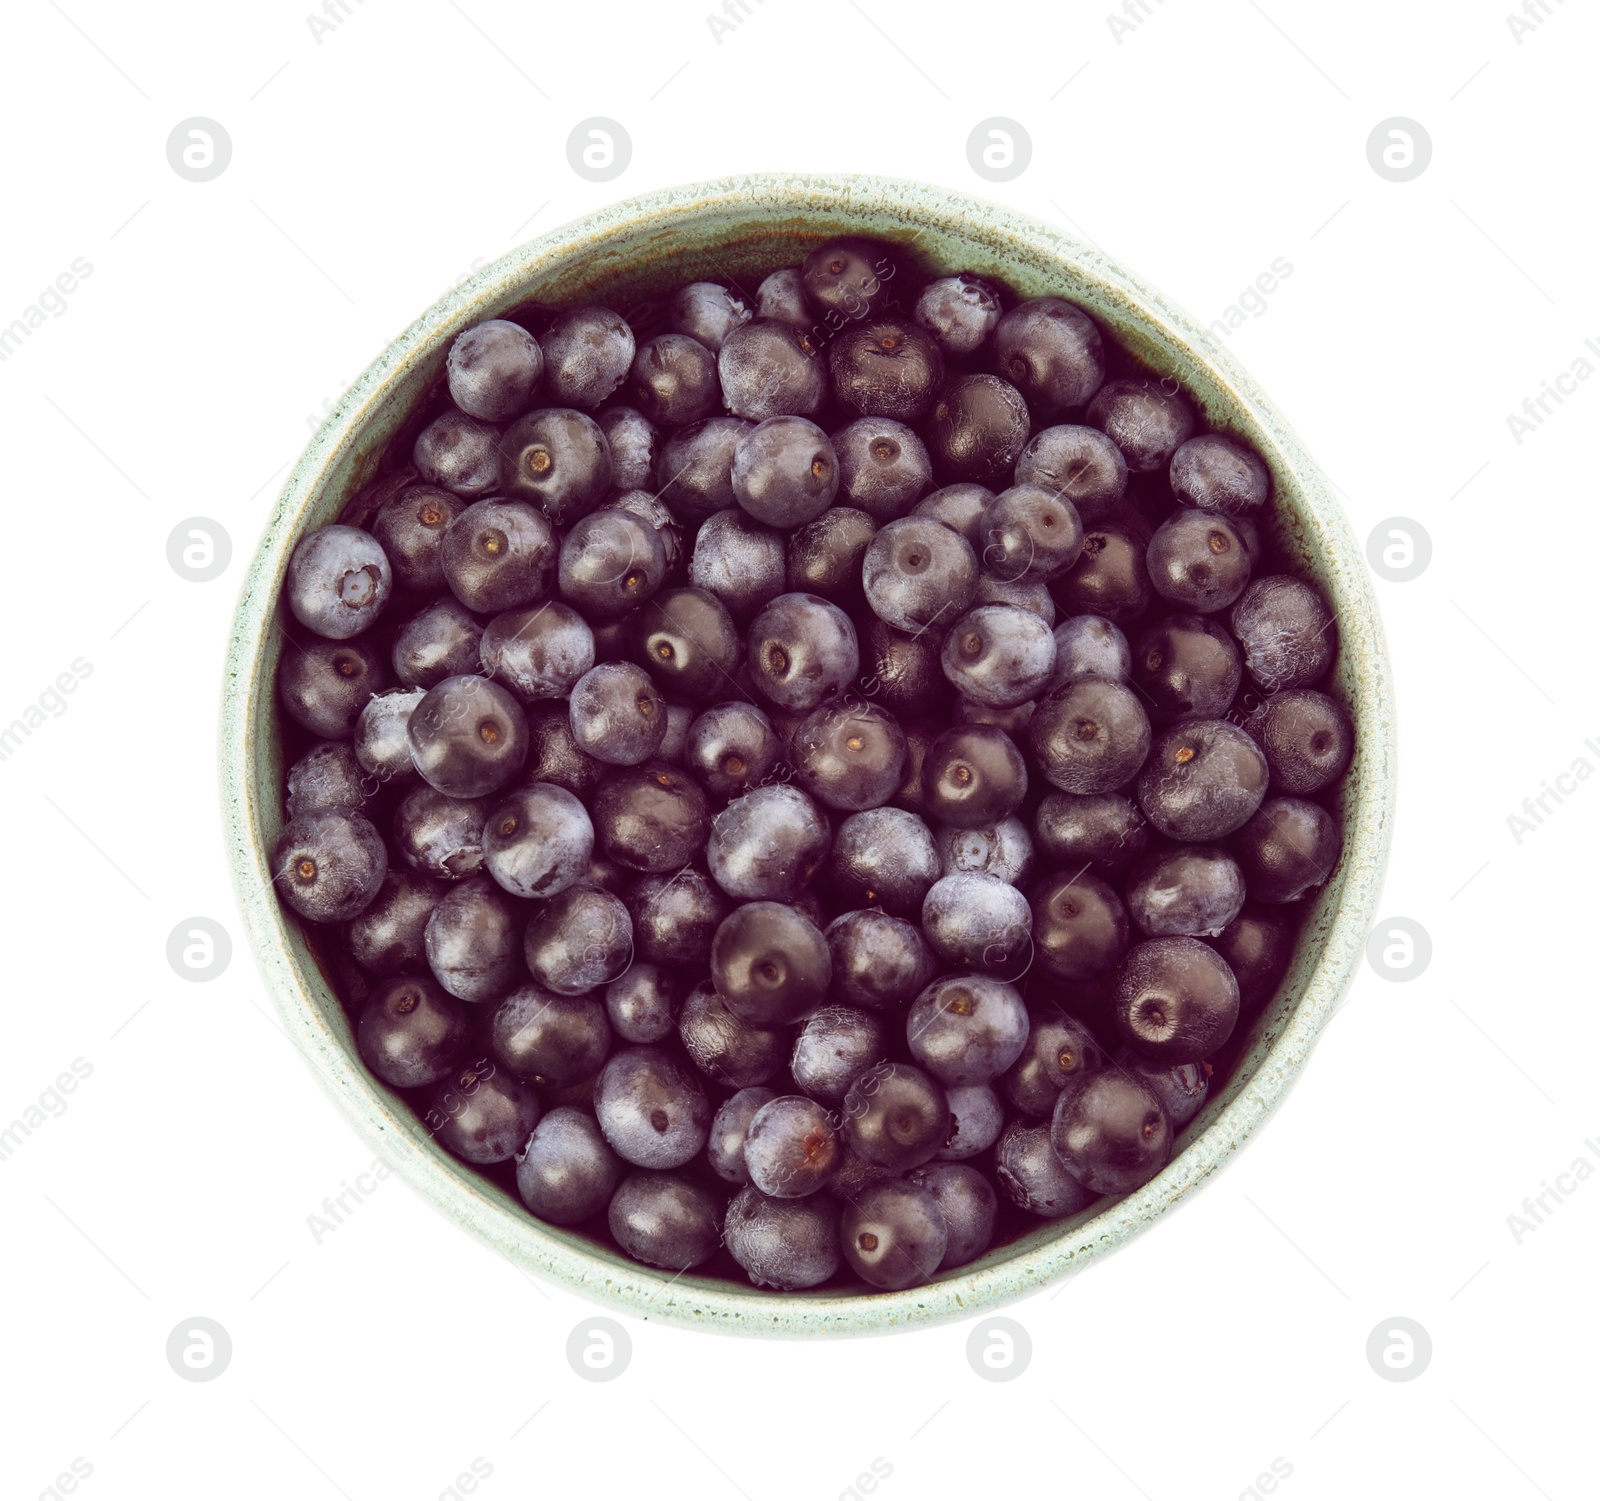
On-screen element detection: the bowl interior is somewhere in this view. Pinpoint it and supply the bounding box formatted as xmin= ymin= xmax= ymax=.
xmin=222 ymin=174 xmax=1393 ymax=1336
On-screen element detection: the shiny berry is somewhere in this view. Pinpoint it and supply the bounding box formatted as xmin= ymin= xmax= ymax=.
xmin=272 ymin=807 xmax=386 ymax=922
xmin=1113 ymin=936 xmax=1240 ymax=1063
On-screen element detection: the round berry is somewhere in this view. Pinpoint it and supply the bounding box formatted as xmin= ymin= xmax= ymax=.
xmin=346 ymin=868 xmax=441 ymax=975
xmin=408 ymin=674 xmax=528 ymax=797
xmin=724 ymin=1188 xmax=840 ymax=1290
xmin=1136 ymin=719 xmax=1268 ymax=841
xmin=1231 ymin=796 xmax=1342 ymax=903
xmin=1050 ymin=1070 xmax=1172 ymax=1195
xmin=711 ymin=900 xmax=831 ymax=1026
xmin=828 ymin=317 xmax=945 ymax=422
xmin=1147 ymin=510 xmax=1251 ymax=613
xmin=558 ymin=507 xmax=668 ymax=618
xmin=424 ymin=875 xmax=521 ymax=1002
xmin=791 ymin=700 xmax=907 ymax=811
xmin=756 ymin=267 xmax=810 ymax=325
xmin=802 ymin=238 xmax=895 ymax=319
xmin=994 ymin=297 xmax=1104 ymax=415
xmin=935 ymin=817 xmax=1034 ymax=885
xmin=941 ymin=604 xmax=1056 ymax=708
xmin=597 ymin=405 xmax=659 ymax=491
xmin=604 ymin=963 xmax=679 ymax=1045
xmin=860 ymin=516 xmax=976 ymax=632
xmin=1113 ymin=936 xmax=1240 ymax=1063
xmin=921 ymin=872 xmax=1031 ymax=974
xmin=392 ymin=786 xmax=488 ymax=881
xmin=392 ymin=599 xmax=483 ymax=690
xmin=828 ymin=808 xmax=940 ymax=915
xmin=357 ymin=975 xmax=469 ymax=1087
xmin=523 ymin=885 xmax=632 ymax=994
xmin=629 ymin=333 xmax=719 ymax=426
xmin=354 ymin=688 xmax=424 ymax=786
xmin=937 ymin=1083 xmax=1005 ymax=1160
xmin=1030 ymin=677 xmax=1152 ymax=794
xmin=627 ymin=866 xmax=729 ymax=967
xmin=841 ymin=1060 xmax=951 ymax=1172
xmin=539 ymin=305 xmax=635 ymax=410
xmin=922 ymin=724 xmax=1029 ymax=828
xmin=1029 ymin=868 xmax=1129 ymax=980
xmin=1230 ymin=576 xmax=1336 ymax=694
xmin=1033 ymin=790 xmax=1150 ymax=875
xmin=980 ymin=484 xmax=1084 ymax=583
xmin=833 ymin=418 xmax=933 ymax=521
xmin=1245 ymin=689 xmax=1354 ymax=795
xmin=1053 ymin=514 xmax=1152 ymax=622
xmin=732 ymin=416 xmax=838 ymax=527
xmin=414 ymin=409 xmax=501 ymax=497
xmin=787 ymin=507 xmax=877 ymax=601
xmin=1113 ymin=1048 xmax=1210 ymax=1130
xmin=791 ymin=1006 xmax=888 ymax=1105
xmin=1001 ymin=1011 xmax=1106 ymax=1117
xmin=746 ymin=592 xmax=859 ymax=711
xmin=914 ymin=272 xmax=1002 ymax=356
xmin=1131 ymin=615 xmax=1243 ymax=721
xmin=521 ymin=701 xmax=604 ymax=798
xmin=684 ymin=702 xmax=781 ymax=797
xmin=594 ymin=1046 xmax=710 ymax=1169
xmin=1125 ymin=845 xmax=1246 ymax=938
xmin=491 ymin=985 xmax=611 ymax=1086
xmin=479 ymin=602 xmax=594 ymax=702
xmin=744 ymin=1095 xmax=840 ymax=1198
xmin=497 ymin=408 xmax=613 ymax=525
xmin=689 ymin=508 xmax=786 ymax=621
xmin=1212 ymin=905 xmax=1294 ymax=1008
xmin=632 ymin=586 xmax=742 ymax=702
xmin=672 ymin=280 xmax=752 ymax=351
xmin=591 ymin=762 xmax=709 ymax=874
xmin=272 ymin=807 xmax=386 ymax=922
xmin=1050 ymin=614 xmax=1132 ymax=687
xmin=1087 ymin=377 xmax=1196 ymax=473
xmin=718 ymin=319 xmax=826 ymax=421
xmin=286 ymin=525 xmax=392 ymax=640
xmin=840 ymin=1180 xmax=947 ymax=1290
xmin=995 ymin=1119 xmax=1096 ymax=1217
xmin=906 ymin=974 xmax=1029 ymax=1085
xmin=608 ymin=1172 xmax=721 ymax=1270
xmin=427 ymin=1060 xmax=540 ymax=1164
xmin=568 ymin=661 xmax=667 ymax=766
xmin=482 ymin=781 xmax=593 ymax=899
xmin=447 ymin=319 xmax=543 ymax=421
xmin=657 ymin=415 xmax=749 ymax=520
xmin=441 ymin=497 xmax=557 ymax=612
xmin=516 ymin=1107 xmax=622 ymax=1224
xmin=1014 ymin=425 xmax=1127 ymax=523
xmin=1170 ymin=433 xmax=1271 ymax=516
xmin=825 ymin=910 xmax=938 ymax=1013
xmin=908 ymin=1161 xmax=997 ymax=1269
xmin=923 ymin=374 xmax=1031 ymax=484
xmin=372 ymin=485 xmax=464 ymax=592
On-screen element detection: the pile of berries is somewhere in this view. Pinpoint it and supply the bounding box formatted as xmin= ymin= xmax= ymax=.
xmin=267 ymin=234 xmax=1349 ymax=1293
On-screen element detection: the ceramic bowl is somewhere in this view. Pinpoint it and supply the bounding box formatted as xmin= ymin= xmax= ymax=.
xmin=220 ymin=172 xmax=1394 ymax=1336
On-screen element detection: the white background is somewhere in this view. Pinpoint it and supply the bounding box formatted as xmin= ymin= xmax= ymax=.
xmin=1 ymin=1 xmax=1594 ymax=1497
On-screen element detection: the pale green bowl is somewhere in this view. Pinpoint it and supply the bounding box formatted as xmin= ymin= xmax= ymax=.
xmin=220 ymin=173 xmax=1394 ymax=1336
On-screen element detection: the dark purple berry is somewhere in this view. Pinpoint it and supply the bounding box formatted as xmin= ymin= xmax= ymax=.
xmin=273 ymin=807 xmax=386 ymax=922
xmin=357 ymin=974 xmax=470 ymax=1087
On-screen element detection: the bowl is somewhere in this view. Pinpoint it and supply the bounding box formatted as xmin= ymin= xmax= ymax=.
xmin=220 ymin=172 xmax=1394 ymax=1336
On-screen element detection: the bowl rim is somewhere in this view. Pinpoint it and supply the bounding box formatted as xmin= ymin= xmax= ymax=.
xmin=220 ymin=171 xmax=1394 ymax=1338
